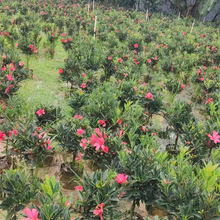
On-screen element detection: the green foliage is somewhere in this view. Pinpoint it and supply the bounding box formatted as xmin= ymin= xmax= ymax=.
xmin=0 ymin=168 xmax=40 ymax=219
xmin=75 ymin=170 xmax=122 ymax=219
xmin=35 ymin=176 xmax=71 ymax=220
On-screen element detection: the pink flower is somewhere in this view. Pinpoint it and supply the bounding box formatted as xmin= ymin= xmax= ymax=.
xmin=36 ymin=109 xmax=45 ymax=116
xmin=7 ymin=74 xmax=14 ymax=81
xmin=16 ymin=43 xmax=19 ymax=47
xmin=76 ymin=153 xmax=83 ymax=161
xmin=145 ymin=92 xmax=153 ymax=99
xmin=81 ymin=82 xmax=86 ymax=89
xmin=58 ymin=69 xmax=63 ymax=74
xmin=80 ymin=139 xmax=88 ymax=149
xmin=118 ymin=58 xmax=123 ymax=63
xmin=197 ymin=69 xmax=201 ymax=74
xmin=62 ymin=33 xmax=66 ymax=37
xmin=5 ymin=87 xmax=10 ymax=93
xmin=13 ymin=130 xmax=18 ymax=136
xmin=208 ymin=131 xmax=220 ymax=144
xmin=141 ymin=126 xmax=146 ymax=131
xmin=180 ymin=84 xmax=185 ymax=89
xmin=116 ymin=174 xmax=128 ymax=184
xmin=108 ymin=56 xmax=112 ymax=60
xmin=65 ymin=201 xmax=71 ymax=206
xmin=147 ymin=59 xmax=151 ymax=63
xmin=1 ymin=66 xmax=6 ymax=71
xmin=134 ymin=43 xmax=138 ymax=48
xmin=21 ymin=207 xmax=41 ymax=220
xmin=98 ymin=120 xmax=106 ymax=127
xmin=0 ymin=131 xmax=6 ymax=143
xmin=19 ymin=62 xmax=24 ymax=67
xmin=47 ymin=145 xmax=53 ymax=150
xmin=199 ymin=76 xmax=204 ymax=81
xmin=118 ymin=118 xmax=122 ymax=124
xmin=94 ymin=203 xmax=105 ymax=220
xmin=74 ymin=115 xmax=83 ymax=119
xmin=90 ymin=129 xmax=108 ymax=153
xmin=75 ymin=186 xmax=83 ymax=191
xmin=205 ymin=98 xmax=213 ymax=104
xmin=29 ymin=44 xmax=34 ymax=49
xmin=77 ymin=129 xmax=84 ymax=136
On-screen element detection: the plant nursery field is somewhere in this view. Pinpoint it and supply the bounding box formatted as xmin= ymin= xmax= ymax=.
xmin=0 ymin=0 xmax=220 ymax=219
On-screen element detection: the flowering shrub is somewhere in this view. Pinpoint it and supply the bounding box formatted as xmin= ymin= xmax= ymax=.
xmin=157 ymin=147 xmax=220 ymax=219
xmin=75 ymin=170 xmax=122 ymax=219
xmin=0 ymin=168 xmax=40 ymax=219
xmin=33 ymin=176 xmax=71 ymax=220
xmin=10 ymin=119 xmax=53 ymax=165
xmin=113 ymin=135 xmax=168 ymax=218
xmin=0 ymin=57 xmax=32 ymax=99
xmin=35 ymin=105 xmax=63 ymax=126
xmin=84 ymin=82 xmax=121 ymax=127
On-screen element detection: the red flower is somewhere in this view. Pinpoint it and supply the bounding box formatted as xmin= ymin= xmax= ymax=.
xmin=13 ymin=130 xmax=18 ymax=136
xmin=81 ymin=82 xmax=86 ymax=89
xmin=98 ymin=120 xmax=106 ymax=127
xmin=22 ymin=207 xmax=41 ymax=220
xmin=7 ymin=74 xmax=14 ymax=81
xmin=36 ymin=109 xmax=45 ymax=116
xmin=116 ymin=174 xmax=128 ymax=184
xmin=90 ymin=129 xmax=108 ymax=153
xmin=145 ymin=92 xmax=153 ymax=100
xmin=75 ymin=186 xmax=83 ymax=191
xmin=180 ymin=84 xmax=185 ymax=89
xmin=77 ymin=129 xmax=84 ymax=136
xmin=65 ymin=201 xmax=71 ymax=206
xmin=208 ymin=131 xmax=220 ymax=144
xmin=76 ymin=153 xmax=83 ymax=161
xmin=205 ymin=98 xmax=213 ymax=104
xmin=134 ymin=43 xmax=138 ymax=48
xmin=94 ymin=203 xmax=105 ymax=220
xmin=0 ymin=131 xmax=6 ymax=143
xmin=118 ymin=118 xmax=122 ymax=124
xmin=19 ymin=62 xmax=24 ymax=67
xmin=74 ymin=115 xmax=83 ymax=119
xmin=58 ymin=69 xmax=63 ymax=74
xmin=29 ymin=44 xmax=34 ymax=49
xmin=118 ymin=58 xmax=123 ymax=63
xmin=199 ymin=76 xmax=204 ymax=81
xmin=80 ymin=139 xmax=88 ymax=150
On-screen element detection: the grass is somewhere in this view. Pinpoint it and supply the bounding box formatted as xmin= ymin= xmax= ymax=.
xmin=17 ymin=38 xmax=72 ymax=116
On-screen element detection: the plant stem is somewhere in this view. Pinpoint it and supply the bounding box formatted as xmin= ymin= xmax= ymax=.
xmin=26 ymin=55 xmax=29 ymax=69
xmin=72 ymin=151 xmax=77 ymax=169
xmin=129 ymin=200 xmax=136 ymax=220
xmin=6 ymin=139 xmax=8 ymax=160
xmin=175 ymin=133 xmax=179 ymax=149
